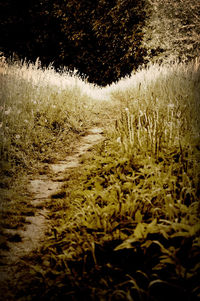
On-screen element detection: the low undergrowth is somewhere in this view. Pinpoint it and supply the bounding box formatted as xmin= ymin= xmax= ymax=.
xmin=11 ymin=59 xmax=200 ymax=300
xmin=19 ymin=143 xmax=199 ymax=301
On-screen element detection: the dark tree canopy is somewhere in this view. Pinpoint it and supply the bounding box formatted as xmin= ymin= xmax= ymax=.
xmin=0 ymin=0 xmax=149 ymax=85
xmin=0 ymin=0 xmax=62 ymax=65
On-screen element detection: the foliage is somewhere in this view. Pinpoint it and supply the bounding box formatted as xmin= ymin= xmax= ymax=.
xmin=0 ymin=0 xmax=61 ymax=65
xmin=12 ymin=59 xmax=200 ymax=300
xmin=0 ymin=53 xmax=120 ymax=257
xmin=0 ymin=54 xmax=109 ymax=229
xmin=0 ymin=0 xmax=148 ymax=85
xmin=1 ymin=0 xmax=200 ymax=85
xmin=1 ymin=1 xmax=200 ymax=297
xmin=142 ymin=0 xmax=200 ymax=63
xmin=49 ymin=0 xmax=148 ymax=85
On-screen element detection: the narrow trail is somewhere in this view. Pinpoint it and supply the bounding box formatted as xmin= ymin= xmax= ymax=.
xmin=0 ymin=126 xmax=104 ymax=295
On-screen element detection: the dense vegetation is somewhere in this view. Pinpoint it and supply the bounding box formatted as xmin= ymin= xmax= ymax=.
xmin=0 ymin=56 xmax=111 ymax=231
xmin=0 ymin=0 xmax=148 ymax=85
xmin=142 ymin=0 xmax=200 ymax=63
xmin=1 ymin=56 xmax=199 ymax=300
xmin=1 ymin=0 xmax=199 ymax=85
xmin=36 ymin=60 xmax=199 ymax=301
xmin=0 ymin=0 xmax=200 ymax=300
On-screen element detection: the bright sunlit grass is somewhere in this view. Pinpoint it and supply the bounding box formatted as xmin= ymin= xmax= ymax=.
xmin=0 ymin=56 xmax=110 ymax=175
xmin=107 ymin=58 xmax=200 ymax=155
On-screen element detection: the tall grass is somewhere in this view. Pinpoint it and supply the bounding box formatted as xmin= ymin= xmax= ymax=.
xmin=0 ymin=55 xmax=111 ymax=239
xmin=1 ymin=56 xmax=200 ymax=300
xmin=13 ymin=59 xmax=199 ymax=300
xmin=0 ymin=55 xmax=109 ymax=177
xmin=110 ymin=58 xmax=200 ymax=156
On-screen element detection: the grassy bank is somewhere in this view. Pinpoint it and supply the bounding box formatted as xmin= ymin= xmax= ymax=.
xmin=0 ymin=55 xmax=111 ymax=246
xmin=10 ymin=59 xmax=199 ymax=300
xmin=0 ymin=56 xmax=109 ymax=176
xmin=1 ymin=57 xmax=200 ymax=300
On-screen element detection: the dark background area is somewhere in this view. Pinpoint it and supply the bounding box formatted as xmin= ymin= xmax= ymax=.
xmin=0 ymin=0 xmax=151 ymax=86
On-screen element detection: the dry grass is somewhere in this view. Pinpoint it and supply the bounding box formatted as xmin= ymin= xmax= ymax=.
xmin=4 ymin=58 xmax=198 ymax=300
xmin=0 ymin=55 xmax=112 ymax=181
xmin=0 ymin=55 xmax=112 ymax=252
xmin=110 ymin=58 xmax=200 ymax=155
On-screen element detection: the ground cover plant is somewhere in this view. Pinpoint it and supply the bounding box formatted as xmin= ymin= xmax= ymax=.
xmin=10 ymin=58 xmax=200 ymax=300
xmin=0 ymin=54 xmax=110 ymax=246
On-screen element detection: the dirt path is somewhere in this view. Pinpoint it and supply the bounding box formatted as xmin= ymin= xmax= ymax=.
xmin=0 ymin=127 xmax=104 ymax=296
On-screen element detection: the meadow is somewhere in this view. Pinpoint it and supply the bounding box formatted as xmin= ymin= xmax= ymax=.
xmin=0 ymin=55 xmax=112 ymax=231
xmin=0 ymin=55 xmax=200 ymax=300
